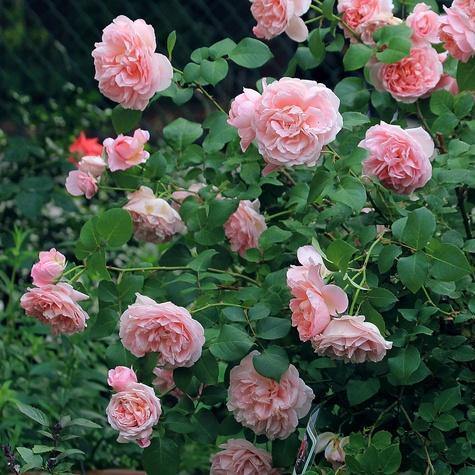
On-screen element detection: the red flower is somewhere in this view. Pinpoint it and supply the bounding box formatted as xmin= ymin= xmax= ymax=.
xmin=68 ymin=132 xmax=103 ymax=164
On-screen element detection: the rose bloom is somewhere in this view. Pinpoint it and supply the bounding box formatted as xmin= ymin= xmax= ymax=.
xmin=227 ymin=351 xmax=314 ymax=440
xmin=254 ymin=78 xmax=343 ymax=175
xmin=119 ymin=294 xmax=205 ymax=367
xmin=107 ymin=366 xmax=138 ymax=392
xmin=224 ymin=200 xmax=267 ymax=257
xmin=68 ymin=132 xmax=103 ymax=164
xmin=123 ymin=186 xmax=186 ymax=243
xmin=368 ymin=45 xmax=443 ymax=103
xmin=77 ymin=155 xmax=106 ymax=178
xmin=210 ymin=439 xmax=280 ymax=475
xmin=287 ymin=250 xmax=348 ymax=341
xmin=106 ymin=382 xmax=161 ymax=448
xmin=316 ymin=433 xmax=349 ymax=468
xmin=288 ymin=245 xmax=331 ymax=280
xmin=20 ymin=283 xmax=89 ymax=335
xmin=337 ymin=0 xmax=394 ymax=38
xmin=358 ymin=15 xmax=402 ymax=46
xmin=92 ymin=15 xmax=173 ymax=110
xmin=423 ymin=73 xmax=460 ymax=98
xmin=31 ymin=248 xmax=66 ymax=287
xmin=359 ymin=122 xmax=434 ymax=194
xmin=312 ymin=315 xmax=393 ymax=363
xmin=227 ymin=88 xmax=262 ymax=152
xmin=104 ymin=129 xmax=150 ymax=172
xmin=406 ymin=3 xmax=441 ymax=44
xmin=440 ymin=4 xmax=475 ymax=63
xmin=152 ymin=367 xmax=183 ymax=399
xmin=250 ymin=0 xmax=312 ymax=42
xmin=65 ymin=170 xmax=98 ymax=199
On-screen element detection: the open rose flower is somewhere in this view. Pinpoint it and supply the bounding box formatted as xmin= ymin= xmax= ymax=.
xmin=69 ymin=132 xmax=103 ymax=164
xmin=65 ymin=170 xmax=98 ymax=199
xmin=440 ymin=4 xmax=475 ymax=63
xmin=106 ymin=381 xmax=161 ymax=448
xmin=287 ymin=245 xmax=330 ymax=281
xmin=119 ymin=294 xmax=205 ymax=367
xmin=92 ymin=15 xmax=173 ymax=110
xmin=224 ymin=200 xmax=267 ymax=257
xmin=123 ymin=186 xmax=186 ymax=243
xmin=312 ymin=315 xmax=393 ymax=363
xmin=104 ymin=129 xmax=150 ymax=172
xmin=107 ymin=366 xmax=138 ymax=392
xmin=78 ymin=155 xmax=106 ymax=177
xmin=406 ymin=3 xmax=441 ymax=44
xmin=254 ymin=78 xmax=343 ymax=175
xmin=368 ymin=45 xmax=443 ymax=102
xmin=227 ymin=351 xmax=314 ymax=440
xmin=359 ymin=122 xmax=434 ymax=194
xmin=287 ymin=250 xmax=348 ymax=341
xmin=250 ymin=0 xmax=312 ymax=42
xmin=227 ymin=88 xmax=262 ymax=152
xmin=31 ymin=248 xmax=66 ymax=287
xmin=316 ymin=433 xmax=349 ymax=468
xmin=20 ymin=283 xmax=89 ymax=335
xmin=211 ymin=439 xmax=281 ymax=475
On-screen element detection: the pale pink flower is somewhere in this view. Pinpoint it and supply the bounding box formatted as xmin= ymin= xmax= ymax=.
xmin=123 ymin=186 xmax=186 ymax=243
xmin=227 ymin=88 xmax=262 ymax=152
xmin=65 ymin=170 xmax=98 ymax=199
xmin=78 ymin=155 xmax=106 ymax=177
xmin=31 ymin=248 xmax=66 ymax=287
xmin=224 ymin=200 xmax=267 ymax=257
xmin=316 ymin=433 xmax=349 ymax=468
xmin=103 ymin=129 xmax=150 ymax=172
xmin=287 ymin=254 xmax=348 ymax=341
xmin=119 ymin=294 xmax=205 ymax=367
xmin=424 ymin=74 xmax=459 ymax=97
xmin=312 ymin=315 xmax=393 ymax=363
xmin=288 ymin=245 xmax=330 ymax=280
xmin=171 ymin=183 xmax=206 ymax=210
xmin=107 ymin=366 xmax=138 ymax=392
xmin=440 ymin=4 xmax=475 ymax=63
xmin=250 ymin=0 xmax=312 ymax=42
xmin=92 ymin=16 xmax=173 ymax=110
xmin=358 ymin=15 xmax=402 ymax=46
xmin=368 ymin=45 xmax=443 ymax=103
xmin=152 ymin=367 xmax=183 ymax=398
xmin=227 ymin=351 xmax=314 ymax=440
xmin=210 ymin=439 xmax=281 ymax=475
xmin=253 ymin=78 xmax=343 ymax=175
xmin=406 ymin=3 xmax=441 ymax=44
xmin=359 ymin=122 xmax=434 ymax=194
xmin=20 ymin=283 xmax=89 ymax=335
xmin=106 ymin=382 xmax=161 ymax=448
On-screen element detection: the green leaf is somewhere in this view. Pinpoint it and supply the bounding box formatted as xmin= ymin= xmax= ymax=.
xmin=192 ymin=350 xmax=219 ymax=385
xmin=210 ymin=325 xmax=254 ymax=361
xmin=380 ymin=444 xmax=402 ymax=474
xmin=374 ymin=24 xmax=412 ymax=64
xmin=457 ymin=57 xmax=475 ymax=92
xmin=96 ymin=208 xmax=133 ymax=247
xmin=163 ymin=118 xmax=203 ymax=149
xmin=256 ymin=317 xmax=291 ymax=340
xmin=433 ymin=413 xmax=457 ymax=431
xmin=272 ymin=434 xmax=301 ymax=468
xmin=222 ymin=307 xmax=246 ymax=322
xmin=193 ymin=409 xmax=219 ymax=443
xmin=249 ymin=303 xmax=271 ymax=320
xmin=334 ymin=77 xmax=370 ymax=112
xmin=347 ymin=378 xmax=380 ymax=406
xmin=432 ymin=112 xmax=459 ymax=135
xmin=433 ymin=386 xmax=461 ymax=413
xmin=308 ymin=168 xmax=331 ymax=203
xmin=16 ymin=402 xmax=49 ymax=426
xmin=387 ymin=346 xmax=421 ymax=386
xmin=430 ymin=90 xmax=454 ymax=115
xmin=166 ymin=30 xmax=177 ymax=59
xmin=200 ymin=58 xmax=229 ymax=86
xmin=111 ymin=106 xmax=142 ymax=135
xmin=183 ymin=62 xmax=201 ymax=82
xmin=209 ymin=38 xmax=237 ymax=58
xmin=401 ymin=208 xmax=436 ymax=250
xmin=143 ymin=436 xmax=180 ymax=475
xmin=86 ymin=250 xmax=111 ymax=281
xmin=88 ymin=308 xmax=117 ymax=339
xmin=333 ymin=177 xmax=367 ymax=212
xmin=343 ymin=43 xmax=373 ymax=71
xmin=397 ymin=252 xmax=429 ymax=293
xmin=367 ymin=288 xmax=397 ymax=309
xmin=342 ymin=111 xmax=370 ymax=130
xmin=188 ymin=249 xmax=218 ymax=271
xmin=252 ymin=346 xmax=289 ymax=381
xmin=228 ymin=38 xmax=273 ymax=68
xmin=207 ymin=199 xmax=239 ymax=228
xmin=428 ymin=242 xmax=472 ymax=281
xmin=308 ymin=29 xmax=326 ymax=65
xmin=190 ymin=47 xmax=210 ymax=63
xmin=327 ymin=239 xmax=356 ymax=272
xmin=69 ymin=418 xmax=102 ymax=429
xmin=378 ymin=245 xmax=402 ymax=273
xmin=105 ymin=342 xmax=136 ymax=368
xmin=259 ymin=226 xmax=292 ymax=248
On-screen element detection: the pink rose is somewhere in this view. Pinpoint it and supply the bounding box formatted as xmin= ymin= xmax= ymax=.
xmin=65 ymin=170 xmax=98 ymax=199
xmin=171 ymin=183 xmax=206 ymax=210
xmin=406 ymin=3 xmax=441 ymax=44
xmin=358 ymin=15 xmax=402 ymax=46
xmin=227 ymin=88 xmax=262 ymax=152
xmin=152 ymin=367 xmax=183 ymax=398
xmin=250 ymin=0 xmax=312 ymax=42
xmin=288 ymin=245 xmax=330 ymax=280
xmin=30 ymin=248 xmax=66 ymax=287
xmin=107 ymin=366 xmax=138 ymax=392
xmin=103 ymin=129 xmax=150 ymax=172
xmin=106 ymin=382 xmax=161 ymax=448
xmin=78 ymin=155 xmax=106 ymax=177
xmin=224 ymin=200 xmax=267 ymax=257
xmin=119 ymin=294 xmax=205 ymax=367
xmin=227 ymin=351 xmax=314 ymax=440
xmin=424 ymin=73 xmax=459 ymax=97
xmin=337 ymin=0 xmax=394 ymax=37
xmin=92 ymin=16 xmax=173 ymax=110
xmin=68 ymin=132 xmax=103 ymax=164
xmin=287 ymin=251 xmax=348 ymax=341
xmin=123 ymin=186 xmax=186 ymax=243
xmin=316 ymin=433 xmax=349 ymax=468
xmin=312 ymin=315 xmax=393 ymax=363
xmin=440 ymin=5 xmax=475 ymax=63
xmin=253 ymin=78 xmax=343 ymax=175
xmin=368 ymin=45 xmax=443 ymax=103
xmin=210 ymin=439 xmax=280 ymax=475
xmin=20 ymin=283 xmax=89 ymax=335
xmin=359 ymin=122 xmax=434 ymax=194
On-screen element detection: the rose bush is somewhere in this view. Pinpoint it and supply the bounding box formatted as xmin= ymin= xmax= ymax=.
xmin=2 ymin=0 xmax=475 ymax=474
